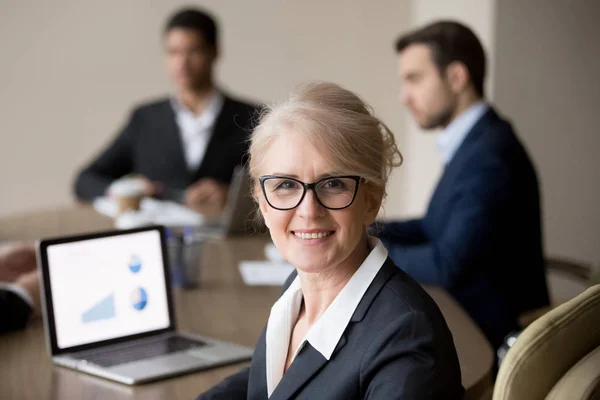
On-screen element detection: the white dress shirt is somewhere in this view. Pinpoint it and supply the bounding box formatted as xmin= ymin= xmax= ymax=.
xmin=265 ymin=237 xmax=388 ymax=397
xmin=170 ymin=90 xmax=224 ymax=172
xmin=437 ymin=101 xmax=489 ymax=165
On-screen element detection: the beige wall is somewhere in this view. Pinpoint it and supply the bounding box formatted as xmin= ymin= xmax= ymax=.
xmin=494 ymin=0 xmax=600 ymax=265
xmin=0 ymin=0 xmax=410 ymax=216
xmin=2 ymin=1 xmax=598 ymax=267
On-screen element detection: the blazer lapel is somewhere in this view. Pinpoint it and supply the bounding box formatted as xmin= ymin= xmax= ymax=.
xmin=267 ymin=262 xmax=395 ymax=400
xmin=444 ymin=107 xmax=497 ymax=173
xmin=269 ymin=344 xmax=328 ymax=400
xmin=425 ymin=107 xmax=497 ymax=222
xmin=158 ymin=101 xmax=192 ymax=182
xmin=351 ymin=259 xmax=396 ymax=322
xmin=192 ymin=96 xmax=236 ymax=180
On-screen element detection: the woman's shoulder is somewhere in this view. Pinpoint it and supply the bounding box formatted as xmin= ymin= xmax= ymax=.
xmin=362 ymin=258 xmax=452 ymax=334
xmin=349 ymin=259 xmax=464 ymax=398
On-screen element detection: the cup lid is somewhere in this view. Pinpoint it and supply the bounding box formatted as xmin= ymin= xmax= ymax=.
xmin=110 ymin=178 xmax=145 ymax=196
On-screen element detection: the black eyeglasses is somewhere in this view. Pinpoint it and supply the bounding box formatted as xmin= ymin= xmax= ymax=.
xmin=259 ymin=175 xmax=361 ymax=211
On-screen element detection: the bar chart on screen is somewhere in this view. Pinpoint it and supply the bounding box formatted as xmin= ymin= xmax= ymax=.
xmin=82 ymin=293 xmax=116 ymax=323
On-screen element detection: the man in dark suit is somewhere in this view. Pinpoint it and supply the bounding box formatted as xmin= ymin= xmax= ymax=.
xmin=0 ymin=243 xmax=40 ymax=334
xmin=380 ymin=21 xmax=549 ymax=349
xmin=74 ymin=8 xmax=259 ymax=215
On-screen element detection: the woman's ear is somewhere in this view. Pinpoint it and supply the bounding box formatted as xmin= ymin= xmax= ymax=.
xmin=258 ymin=197 xmax=270 ymax=229
xmin=363 ymin=187 xmax=383 ymax=226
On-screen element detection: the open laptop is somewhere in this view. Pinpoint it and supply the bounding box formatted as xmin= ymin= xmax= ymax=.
xmin=37 ymin=225 xmax=253 ymax=385
xmin=191 ymin=165 xmax=262 ymax=239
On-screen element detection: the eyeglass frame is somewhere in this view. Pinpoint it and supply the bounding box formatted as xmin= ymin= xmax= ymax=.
xmin=258 ymin=175 xmax=362 ymax=211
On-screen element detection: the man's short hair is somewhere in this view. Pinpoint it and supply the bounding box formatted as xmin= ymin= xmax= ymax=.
xmin=395 ymin=20 xmax=486 ymax=98
xmin=165 ymin=7 xmax=218 ymax=50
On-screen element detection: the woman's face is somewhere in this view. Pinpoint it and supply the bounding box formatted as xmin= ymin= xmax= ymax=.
xmin=258 ymin=133 xmax=380 ymax=275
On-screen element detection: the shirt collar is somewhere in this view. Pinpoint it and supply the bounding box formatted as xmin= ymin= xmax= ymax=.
xmin=170 ymin=88 xmax=224 ymax=125
xmin=437 ymin=101 xmax=489 ymax=164
xmin=274 ymin=237 xmax=388 ymax=361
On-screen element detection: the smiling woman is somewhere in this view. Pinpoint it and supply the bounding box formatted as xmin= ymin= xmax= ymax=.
xmin=197 ymin=82 xmax=465 ymax=400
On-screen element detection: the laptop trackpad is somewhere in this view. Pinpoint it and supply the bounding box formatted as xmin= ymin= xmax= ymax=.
xmin=109 ymin=353 xmax=209 ymax=380
xmin=187 ymin=343 xmax=253 ymax=361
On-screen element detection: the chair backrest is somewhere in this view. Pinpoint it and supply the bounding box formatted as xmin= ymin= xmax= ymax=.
xmin=545 ymin=257 xmax=592 ymax=303
xmin=546 ymin=345 xmax=600 ymax=400
xmin=494 ymin=284 xmax=600 ymax=400
xmin=519 ymin=257 xmax=593 ymax=327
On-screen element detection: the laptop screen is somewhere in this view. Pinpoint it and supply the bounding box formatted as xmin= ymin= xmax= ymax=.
xmin=45 ymin=229 xmax=171 ymax=350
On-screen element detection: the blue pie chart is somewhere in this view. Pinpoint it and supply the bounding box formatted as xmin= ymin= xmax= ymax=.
xmin=131 ymin=287 xmax=148 ymax=311
xmin=129 ymin=255 xmax=142 ymax=273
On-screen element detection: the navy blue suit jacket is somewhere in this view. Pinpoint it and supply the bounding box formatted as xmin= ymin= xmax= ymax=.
xmin=197 ymin=258 xmax=464 ymax=400
xmin=379 ymin=108 xmax=549 ymax=349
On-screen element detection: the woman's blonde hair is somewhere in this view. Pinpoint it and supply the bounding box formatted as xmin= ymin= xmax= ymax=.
xmin=249 ymin=81 xmax=403 ymax=207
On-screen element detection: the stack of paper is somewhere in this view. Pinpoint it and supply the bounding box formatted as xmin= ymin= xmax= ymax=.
xmin=93 ymin=197 xmax=205 ymax=228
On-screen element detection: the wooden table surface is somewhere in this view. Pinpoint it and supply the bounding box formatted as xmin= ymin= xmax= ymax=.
xmin=0 ymin=206 xmax=493 ymax=399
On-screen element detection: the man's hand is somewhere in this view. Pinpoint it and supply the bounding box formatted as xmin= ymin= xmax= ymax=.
xmin=137 ymin=176 xmax=163 ymax=197
xmin=0 ymin=243 xmax=37 ymax=283
xmin=185 ymin=179 xmax=229 ymax=216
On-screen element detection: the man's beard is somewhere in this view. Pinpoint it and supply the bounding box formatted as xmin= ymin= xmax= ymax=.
xmin=420 ymin=105 xmax=455 ymax=130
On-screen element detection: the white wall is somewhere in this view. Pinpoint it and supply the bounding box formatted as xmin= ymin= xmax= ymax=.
xmin=0 ymin=0 xmax=410 ymax=216
xmin=494 ymin=0 xmax=600 ymax=265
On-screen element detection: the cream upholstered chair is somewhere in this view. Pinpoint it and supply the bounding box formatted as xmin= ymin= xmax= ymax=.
xmin=493 ymin=284 xmax=600 ymax=400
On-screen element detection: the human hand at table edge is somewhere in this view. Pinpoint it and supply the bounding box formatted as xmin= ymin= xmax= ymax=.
xmin=0 ymin=243 xmax=37 ymax=283
xmin=185 ymin=178 xmax=228 ymax=217
xmin=105 ymin=175 xmax=164 ymax=198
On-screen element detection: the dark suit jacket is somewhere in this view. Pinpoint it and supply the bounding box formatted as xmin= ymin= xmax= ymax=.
xmin=197 ymin=258 xmax=464 ymax=400
xmin=74 ymin=94 xmax=259 ymax=201
xmin=0 ymin=289 xmax=32 ymax=334
xmin=379 ymin=107 xmax=549 ymax=349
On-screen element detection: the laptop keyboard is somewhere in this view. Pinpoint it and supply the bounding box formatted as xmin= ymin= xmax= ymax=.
xmin=77 ymin=336 xmax=207 ymax=367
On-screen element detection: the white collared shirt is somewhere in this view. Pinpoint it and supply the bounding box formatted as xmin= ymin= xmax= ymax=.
xmin=265 ymin=237 xmax=388 ymax=397
xmin=437 ymin=101 xmax=489 ymax=165
xmin=170 ymin=90 xmax=224 ymax=172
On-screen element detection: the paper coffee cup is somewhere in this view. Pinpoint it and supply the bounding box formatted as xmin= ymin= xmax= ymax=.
xmin=110 ymin=178 xmax=145 ymax=214
xmin=115 ymin=211 xmax=153 ymax=229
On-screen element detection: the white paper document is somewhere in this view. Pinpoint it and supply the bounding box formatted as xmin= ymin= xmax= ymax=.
xmin=93 ymin=197 xmax=205 ymax=228
xmin=238 ymin=261 xmax=294 ymax=286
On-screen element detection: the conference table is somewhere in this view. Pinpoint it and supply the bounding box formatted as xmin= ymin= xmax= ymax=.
xmin=0 ymin=206 xmax=494 ymax=399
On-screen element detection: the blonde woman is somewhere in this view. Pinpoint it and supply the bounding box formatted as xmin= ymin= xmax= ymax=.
xmin=198 ymin=82 xmax=464 ymax=399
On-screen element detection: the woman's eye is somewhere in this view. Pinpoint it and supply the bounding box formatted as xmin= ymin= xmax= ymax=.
xmin=275 ymin=180 xmax=299 ymax=190
xmin=325 ymin=179 xmax=345 ymax=189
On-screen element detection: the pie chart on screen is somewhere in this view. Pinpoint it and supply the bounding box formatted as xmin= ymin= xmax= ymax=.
xmin=131 ymin=287 xmax=148 ymax=311
xmin=129 ymin=255 xmax=142 ymax=273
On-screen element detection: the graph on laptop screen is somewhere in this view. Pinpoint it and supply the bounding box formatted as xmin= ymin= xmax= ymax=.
xmin=47 ymin=230 xmax=170 ymax=349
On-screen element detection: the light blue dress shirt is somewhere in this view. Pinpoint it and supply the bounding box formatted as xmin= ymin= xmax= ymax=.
xmin=437 ymin=102 xmax=489 ymax=165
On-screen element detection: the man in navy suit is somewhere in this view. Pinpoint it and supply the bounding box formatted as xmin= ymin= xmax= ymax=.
xmin=380 ymin=21 xmax=549 ymax=349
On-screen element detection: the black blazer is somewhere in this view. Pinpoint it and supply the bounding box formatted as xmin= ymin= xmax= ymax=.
xmin=197 ymin=258 xmax=464 ymax=400
xmin=0 ymin=289 xmax=32 ymax=334
xmin=74 ymin=94 xmax=259 ymax=200
xmin=380 ymin=107 xmax=549 ymax=349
